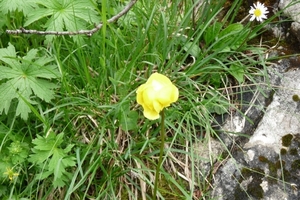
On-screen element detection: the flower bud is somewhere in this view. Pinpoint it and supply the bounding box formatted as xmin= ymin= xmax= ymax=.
xmin=136 ymin=73 xmax=179 ymax=120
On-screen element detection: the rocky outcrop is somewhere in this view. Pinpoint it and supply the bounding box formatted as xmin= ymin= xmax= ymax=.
xmin=279 ymin=0 xmax=300 ymax=23
xmin=194 ymin=1 xmax=300 ymax=199
xmin=279 ymin=0 xmax=300 ymax=43
xmin=208 ymin=1 xmax=300 ymax=198
xmin=212 ymin=67 xmax=300 ymax=200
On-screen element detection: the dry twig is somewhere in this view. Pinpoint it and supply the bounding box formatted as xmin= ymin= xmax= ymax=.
xmin=6 ymin=0 xmax=137 ymax=36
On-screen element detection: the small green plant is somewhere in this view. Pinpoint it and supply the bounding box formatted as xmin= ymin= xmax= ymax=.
xmin=0 ymin=43 xmax=60 ymax=120
xmin=29 ymin=132 xmax=76 ymax=188
xmin=0 ymin=125 xmax=30 ymax=195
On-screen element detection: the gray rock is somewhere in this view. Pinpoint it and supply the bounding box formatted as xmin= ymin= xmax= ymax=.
xmin=279 ymin=0 xmax=300 ymax=23
xmin=291 ymin=22 xmax=300 ymax=42
xmin=278 ymin=0 xmax=300 ymax=42
xmin=212 ymin=158 xmax=243 ymax=199
xmin=244 ymin=69 xmax=300 ymax=153
xmin=212 ymin=68 xmax=300 ymax=200
xmin=193 ymin=137 xmax=226 ymax=176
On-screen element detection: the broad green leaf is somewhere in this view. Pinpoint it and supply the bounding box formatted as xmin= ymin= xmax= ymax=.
xmin=31 ymin=134 xmax=54 ymax=151
xmin=0 ymin=66 xmax=23 ymax=79
xmin=62 ymin=156 xmax=76 ymax=168
xmin=212 ymin=23 xmax=244 ymax=52
xmin=49 ymin=149 xmax=65 ymax=178
xmin=0 ymin=81 xmax=19 ymax=115
xmin=34 ymin=56 xmax=54 ymax=66
xmin=204 ymin=22 xmax=222 ymax=45
xmin=63 ymin=144 xmax=75 ymax=154
xmin=30 ymin=132 xmax=76 ymax=188
xmin=27 ymin=77 xmax=58 ymax=102
xmin=228 ymin=64 xmax=245 ymax=84
xmin=183 ymin=42 xmax=201 ymax=58
xmin=0 ymin=43 xmax=60 ymax=120
xmin=25 ymin=0 xmax=99 ymax=43
xmin=0 ymin=43 xmax=19 ymax=68
xmin=16 ymin=96 xmax=34 ymax=120
xmin=120 ymin=110 xmax=138 ymax=131
xmin=219 ymin=23 xmax=244 ymax=37
xmin=23 ymin=8 xmax=54 ymax=26
xmin=31 ymin=133 xmax=64 ymax=152
xmin=29 ymin=150 xmax=52 ymax=163
xmin=0 ymin=0 xmax=37 ymax=16
xmin=35 ymin=170 xmax=52 ymax=180
xmin=53 ymin=174 xmax=70 ymax=188
xmin=22 ymin=49 xmax=38 ymax=61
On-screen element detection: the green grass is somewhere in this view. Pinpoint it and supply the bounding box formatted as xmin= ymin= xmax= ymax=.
xmin=0 ymin=0 xmax=289 ymax=199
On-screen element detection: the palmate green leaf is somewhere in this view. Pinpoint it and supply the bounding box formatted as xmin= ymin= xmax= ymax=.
xmin=49 ymin=149 xmax=66 ymax=179
xmin=49 ymin=149 xmax=76 ymax=181
xmin=30 ymin=132 xmax=76 ymax=188
xmin=0 ymin=43 xmax=19 ymax=68
xmin=50 ymin=154 xmax=75 ymax=188
xmin=0 ymin=43 xmax=60 ymax=120
xmin=0 ymin=81 xmax=18 ymax=115
xmin=0 ymin=0 xmax=37 ymax=16
xmin=16 ymin=96 xmax=35 ymax=120
xmin=31 ymin=133 xmax=64 ymax=152
xmin=27 ymin=76 xmax=57 ymax=102
xmin=25 ymin=0 xmax=99 ymax=43
xmin=29 ymin=150 xmax=51 ymax=164
xmin=53 ymin=173 xmax=72 ymax=188
xmin=36 ymin=170 xmax=52 ymax=180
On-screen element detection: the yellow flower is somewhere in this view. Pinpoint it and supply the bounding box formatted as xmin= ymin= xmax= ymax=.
xmin=3 ymin=167 xmax=19 ymax=181
xmin=136 ymin=73 xmax=179 ymax=120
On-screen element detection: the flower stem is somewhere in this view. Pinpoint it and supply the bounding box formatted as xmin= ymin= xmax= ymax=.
xmin=153 ymin=109 xmax=165 ymax=200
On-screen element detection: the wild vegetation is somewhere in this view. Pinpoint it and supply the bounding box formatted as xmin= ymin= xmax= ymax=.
xmin=0 ymin=0 xmax=285 ymax=199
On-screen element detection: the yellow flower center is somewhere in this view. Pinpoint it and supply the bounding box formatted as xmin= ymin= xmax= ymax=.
xmin=254 ymin=9 xmax=262 ymax=17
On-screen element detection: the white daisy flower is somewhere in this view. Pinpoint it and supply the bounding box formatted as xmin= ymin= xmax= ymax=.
xmin=249 ymin=1 xmax=269 ymax=22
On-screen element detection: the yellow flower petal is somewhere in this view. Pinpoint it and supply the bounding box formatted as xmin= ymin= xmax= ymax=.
xmin=143 ymin=107 xmax=160 ymax=120
xmin=153 ymin=100 xmax=163 ymax=113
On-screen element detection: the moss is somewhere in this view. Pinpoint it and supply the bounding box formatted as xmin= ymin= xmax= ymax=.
xmin=258 ymin=156 xmax=268 ymax=162
xmin=240 ymin=167 xmax=264 ymax=180
xmin=289 ymin=148 xmax=298 ymax=156
xmin=268 ymin=162 xmax=278 ymax=184
xmin=247 ymin=181 xmax=264 ymax=199
xmin=282 ymin=168 xmax=292 ymax=182
xmin=236 ymin=167 xmax=265 ymax=199
xmin=281 ymin=134 xmax=293 ymax=147
xmin=280 ymin=148 xmax=287 ymax=155
xmin=292 ymin=94 xmax=300 ymax=102
xmin=258 ymin=155 xmax=282 ymax=184
xmin=234 ymin=186 xmax=249 ymax=200
xmin=291 ymin=159 xmax=300 ymax=170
